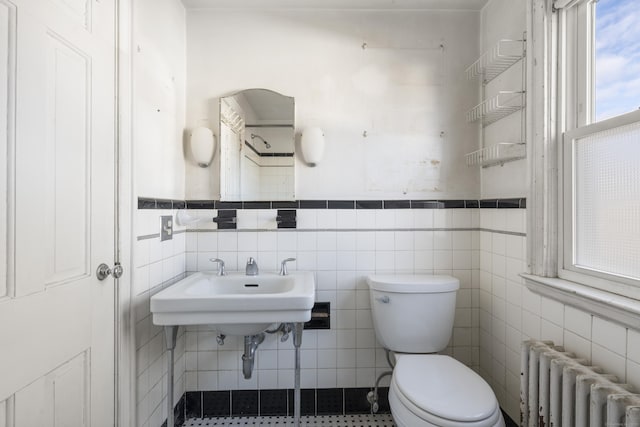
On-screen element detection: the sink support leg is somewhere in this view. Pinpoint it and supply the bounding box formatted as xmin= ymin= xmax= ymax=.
xmin=293 ymin=322 xmax=304 ymax=427
xmin=164 ymin=326 xmax=178 ymax=427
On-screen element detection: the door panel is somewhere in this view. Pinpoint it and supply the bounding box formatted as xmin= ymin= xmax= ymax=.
xmin=14 ymin=351 xmax=89 ymax=427
xmin=44 ymin=32 xmax=90 ymax=286
xmin=50 ymin=0 xmax=91 ymax=30
xmin=0 ymin=0 xmax=116 ymax=425
xmin=0 ymin=282 xmax=91 ymax=401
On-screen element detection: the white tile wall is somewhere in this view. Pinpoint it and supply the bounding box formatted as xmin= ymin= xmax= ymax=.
xmin=478 ymin=208 xmax=640 ymax=422
xmin=135 ymin=204 xmax=640 ymax=426
xmin=135 ymin=209 xmax=187 ymax=427
xmin=183 ymin=208 xmax=480 ymax=395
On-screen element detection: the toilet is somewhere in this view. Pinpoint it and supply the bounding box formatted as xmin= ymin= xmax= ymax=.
xmin=367 ymin=275 xmax=505 ymax=427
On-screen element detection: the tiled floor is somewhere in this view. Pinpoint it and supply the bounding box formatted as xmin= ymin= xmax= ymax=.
xmin=182 ymin=414 xmax=396 ymax=426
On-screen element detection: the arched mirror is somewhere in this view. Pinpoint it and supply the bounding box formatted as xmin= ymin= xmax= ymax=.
xmin=219 ymin=89 xmax=295 ymax=201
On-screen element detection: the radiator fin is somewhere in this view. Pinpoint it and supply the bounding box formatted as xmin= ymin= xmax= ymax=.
xmin=521 ymin=340 xmax=640 ymax=427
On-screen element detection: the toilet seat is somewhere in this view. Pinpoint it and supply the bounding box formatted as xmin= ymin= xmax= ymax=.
xmin=390 ymin=354 xmax=502 ymax=426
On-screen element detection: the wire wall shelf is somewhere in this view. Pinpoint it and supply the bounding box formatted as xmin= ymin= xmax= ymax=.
xmin=465 ymin=39 xmax=525 ymax=84
xmin=466 ymin=91 xmax=524 ymax=127
xmin=465 ymin=143 xmax=526 ymax=167
xmin=220 ymin=100 xmax=245 ymax=134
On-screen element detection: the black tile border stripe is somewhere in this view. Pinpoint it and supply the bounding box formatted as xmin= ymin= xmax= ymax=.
xmin=243 ymin=201 xmax=272 ymax=209
xmin=497 ymin=198 xmax=522 ymax=209
xmin=299 ymin=200 xmax=327 ymax=209
xmin=168 ymin=388 xmax=519 ymax=427
xmin=355 ymin=200 xmax=383 ymax=209
xmin=410 ymin=200 xmax=442 ymax=209
xmin=178 ymin=387 xmax=390 ymax=420
xmin=137 ymin=197 xmax=157 ymax=209
xmin=480 ymin=199 xmax=498 ymax=208
xmin=244 ymin=141 xmax=294 ymax=158
xmin=272 ymin=201 xmax=298 ymax=209
xmin=139 ymin=197 xmax=527 ymax=210
xmin=440 ymin=199 xmax=466 ymax=208
xmin=383 ymin=200 xmax=410 ymax=209
xmin=156 ymin=199 xmax=173 ymax=209
xmin=216 ymin=201 xmax=243 ymax=210
xmin=328 ymin=200 xmax=355 ymax=209
xmin=186 ymin=200 xmax=216 ymax=209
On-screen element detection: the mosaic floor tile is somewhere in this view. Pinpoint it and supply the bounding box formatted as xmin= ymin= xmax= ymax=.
xmin=182 ymin=414 xmax=395 ymax=426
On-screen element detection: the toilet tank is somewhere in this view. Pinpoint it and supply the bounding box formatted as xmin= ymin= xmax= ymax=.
xmin=367 ymin=275 xmax=459 ymax=353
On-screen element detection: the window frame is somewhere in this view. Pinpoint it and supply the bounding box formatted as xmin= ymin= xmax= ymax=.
xmin=560 ymin=110 xmax=640 ymax=298
xmin=557 ymin=0 xmax=640 ymax=299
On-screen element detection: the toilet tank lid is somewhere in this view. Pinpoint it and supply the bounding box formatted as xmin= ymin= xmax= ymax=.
xmin=366 ymin=275 xmax=459 ymax=293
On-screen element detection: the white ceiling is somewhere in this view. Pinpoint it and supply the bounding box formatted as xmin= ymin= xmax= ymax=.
xmin=181 ymin=0 xmax=489 ymax=11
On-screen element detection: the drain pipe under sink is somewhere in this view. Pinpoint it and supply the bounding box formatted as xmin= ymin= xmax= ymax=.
xmin=242 ymin=333 xmax=266 ymax=379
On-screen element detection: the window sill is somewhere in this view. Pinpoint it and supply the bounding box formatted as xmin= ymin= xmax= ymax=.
xmin=521 ymin=274 xmax=640 ymax=330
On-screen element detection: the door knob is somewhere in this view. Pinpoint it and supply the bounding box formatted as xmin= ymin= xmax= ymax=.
xmin=96 ymin=263 xmax=123 ymax=281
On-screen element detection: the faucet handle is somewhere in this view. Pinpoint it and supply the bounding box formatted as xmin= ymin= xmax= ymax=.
xmin=209 ymin=258 xmax=226 ymax=276
xmin=279 ymin=258 xmax=296 ymax=276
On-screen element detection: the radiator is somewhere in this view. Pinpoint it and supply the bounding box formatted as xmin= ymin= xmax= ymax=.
xmin=520 ymin=340 xmax=640 ymax=427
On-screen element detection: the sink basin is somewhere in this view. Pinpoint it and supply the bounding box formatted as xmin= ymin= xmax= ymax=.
xmin=150 ymin=271 xmax=316 ymax=335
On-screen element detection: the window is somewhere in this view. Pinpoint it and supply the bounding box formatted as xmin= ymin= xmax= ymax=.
xmin=558 ymin=0 xmax=640 ymax=296
xmin=594 ymin=0 xmax=640 ymax=121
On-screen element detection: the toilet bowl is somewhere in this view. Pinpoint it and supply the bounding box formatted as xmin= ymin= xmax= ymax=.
xmin=366 ymin=275 xmax=505 ymax=427
xmin=389 ymin=354 xmax=504 ymax=427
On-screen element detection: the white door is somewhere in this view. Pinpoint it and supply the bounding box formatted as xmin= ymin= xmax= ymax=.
xmin=0 ymin=0 xmax=117 ymax=426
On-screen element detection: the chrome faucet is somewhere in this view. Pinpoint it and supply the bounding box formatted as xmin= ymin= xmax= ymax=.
xmin=279 ymin=258 xmax=296 ymax=276
xmin=209 ymin=258 xmax=226 ymax=276
xmin=245 ymin=257 xmax=259 ymax=276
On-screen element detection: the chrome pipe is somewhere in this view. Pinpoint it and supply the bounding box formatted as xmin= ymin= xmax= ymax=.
xmin=241 ymin=333 xmax=265 ymax=379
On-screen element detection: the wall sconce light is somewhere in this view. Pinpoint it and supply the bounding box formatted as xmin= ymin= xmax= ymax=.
xmin=300 ymin=127 xmax=325 ymax=167
xmin=190 ymin=127 xmax=215 ymax=168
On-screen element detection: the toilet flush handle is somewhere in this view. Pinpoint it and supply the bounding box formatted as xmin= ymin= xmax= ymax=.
xmin=375 ymin=295 xmax=390 ymax=304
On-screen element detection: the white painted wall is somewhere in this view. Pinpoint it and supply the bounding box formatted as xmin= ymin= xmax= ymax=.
xmin=134 ymin=0 xmax=186 ymax=200
xmin=132 ymin=1 xmax=187 ymax=426
xmin=185 ymin=10 xmax=481 ymax=200
xmin=479 ymin=0 xmax=528 ymax=198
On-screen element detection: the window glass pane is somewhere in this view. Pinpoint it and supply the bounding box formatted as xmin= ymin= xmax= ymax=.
xmin=595 ymin=0 xmax=640 ymax=121
xmin=574 ymin=120 xmax=640 ymax=280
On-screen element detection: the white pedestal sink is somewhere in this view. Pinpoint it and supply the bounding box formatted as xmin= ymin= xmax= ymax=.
xmin=150 ymin=271 xmax=315 ymax=335
xmin=150 ymin=270 xmax=315 ymax=427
